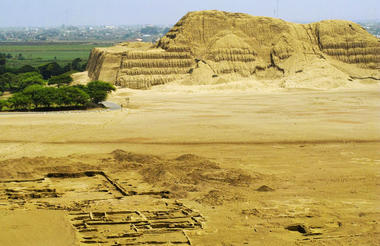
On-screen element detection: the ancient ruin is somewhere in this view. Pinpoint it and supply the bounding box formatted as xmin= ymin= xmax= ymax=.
xmin=0 ymin=171 xmax=204 ymax=245
xmin=87 ymin=10 xmax=380 ymax=89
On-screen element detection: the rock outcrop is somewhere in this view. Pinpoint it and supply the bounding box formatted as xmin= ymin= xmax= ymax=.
xmin=87 ymin=10 xmax=380 ymax=89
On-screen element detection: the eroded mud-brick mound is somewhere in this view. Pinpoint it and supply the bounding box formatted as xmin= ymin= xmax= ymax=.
xmin=87 ymin=10 xmax=380 ymax=89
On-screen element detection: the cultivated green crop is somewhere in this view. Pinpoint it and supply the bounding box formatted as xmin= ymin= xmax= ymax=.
xmin=0 ymin=42 xmax=114 ymax=68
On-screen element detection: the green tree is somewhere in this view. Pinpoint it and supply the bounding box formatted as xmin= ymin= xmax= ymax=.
xmin=71 ymin=58 xmax=82 ymax=71
xmin=17 ymin=53 xmax=25 ymax=60
xmin=17 ymin=72 xmax=46 ymax=91
xmin=38 ymin=62 xmax=63 ymax=79
xmin=7 ymin=93 xmax=32 ymax=110
xmin=0 ymin=54 xmax=5 ymax=74
xmin=0 ymin=56 xmax=5 ymax=66
xmin=0 ymin=99 xmax=8 ymax=111
xmin=63 ymin=63 xmax=72 ymax=73
xmin=17 ymin=65 xmax=37 ymax=74
xmin=86 ymin=81 xmax=115 ymax=104
xmin=81 ymin=62 xmax=88 ymax=71
xmin=59 ymin=86 xmax=90 ymax=106
xmin=0 ymin=72 xmax=17 ymax=91
xmin=23 ymin=85 xmax=59 ymax=108
xmin=35 ymin=87 xmax=58 ymax=108
xmin=22 ymin=84 xmax=45 ymax=108
xmin=48 ymin=74 xmax=73 ymax=86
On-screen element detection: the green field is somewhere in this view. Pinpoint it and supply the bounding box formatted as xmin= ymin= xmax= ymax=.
xmin=0 ymin=42 xmax=114 ymax=68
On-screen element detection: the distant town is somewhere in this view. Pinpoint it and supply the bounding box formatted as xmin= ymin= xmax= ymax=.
xmin=0 ymin=21 xmax=378 ymax=43
xmin=0 ymin=25 xmax=171 ymax=43
xmin=359 ymin=21 xmax=380 ymax=38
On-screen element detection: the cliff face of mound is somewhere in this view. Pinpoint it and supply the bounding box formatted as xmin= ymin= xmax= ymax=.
xmin=87 ymin=10 xmax=380 ymax=89
xmin=87 ymin=42 xmax=194 ymax=88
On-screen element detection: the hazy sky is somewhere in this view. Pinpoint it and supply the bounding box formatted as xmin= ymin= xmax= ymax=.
xmin=0 ymin=0 xmax=379 ymax=27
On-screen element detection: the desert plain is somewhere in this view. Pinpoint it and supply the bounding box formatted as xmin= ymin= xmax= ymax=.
xmin=0 ymin=80 xmax=379 ymax=245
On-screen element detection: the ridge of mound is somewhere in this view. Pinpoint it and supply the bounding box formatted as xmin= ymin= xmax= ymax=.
xmin=87 ymin=10 xmax=380 ymax=89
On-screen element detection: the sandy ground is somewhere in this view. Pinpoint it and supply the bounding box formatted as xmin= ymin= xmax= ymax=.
xmin=0 ymin=210 xmax=79 ymax=246
xmin=0 ymin=82 xmax=379 ymax=245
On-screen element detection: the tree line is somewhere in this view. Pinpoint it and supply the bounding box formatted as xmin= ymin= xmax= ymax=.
xmin=0 ymin=80 xmax=115 ymax=111
xmin=0 ymin=55 xmax=86 ymax=79
xmin=0 ymin=53 xmax=117 ymax=111
xmin=0 ymin=58 xmax=87 ymax=95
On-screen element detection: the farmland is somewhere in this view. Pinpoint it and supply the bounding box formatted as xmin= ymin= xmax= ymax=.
xmin=0 ymin=42 xmax=114 ymax=68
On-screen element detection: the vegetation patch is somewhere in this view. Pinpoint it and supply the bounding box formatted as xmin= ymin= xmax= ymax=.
xmin=0 ymin=81 xmax=115 ymax=112
xmin=1 ymin=53 xmax=116 ymax=112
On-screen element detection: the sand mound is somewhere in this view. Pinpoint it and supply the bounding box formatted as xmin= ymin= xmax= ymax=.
xmin=0 ymin=157 xmax=95 ymax=179
xmin=256 ymin=185 xmax=275 ymax=192
xmin=0 ymin=151 xmax=262 ymax=202
xmin=111 ymin=149 xmax=161 ymax=164
xmin=87 ymin=10 xmax=380 ymax=89
xmin=137 ymin=154 xmax=257 ymax=199
xmin=196 ymin=189 xmax=246 ymax=206
xmin=108 ymin=151 xmax=260 ymax=198
xmin=175 ymin=153 xmax=205 ymax=161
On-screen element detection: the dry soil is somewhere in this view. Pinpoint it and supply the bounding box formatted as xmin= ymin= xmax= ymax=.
xmin=0 ymin=82 xmax=379 ymax=245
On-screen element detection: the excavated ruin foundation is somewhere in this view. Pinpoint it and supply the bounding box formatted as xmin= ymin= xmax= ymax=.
xmin=0 ymin=171 xmax=204 ymax=245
